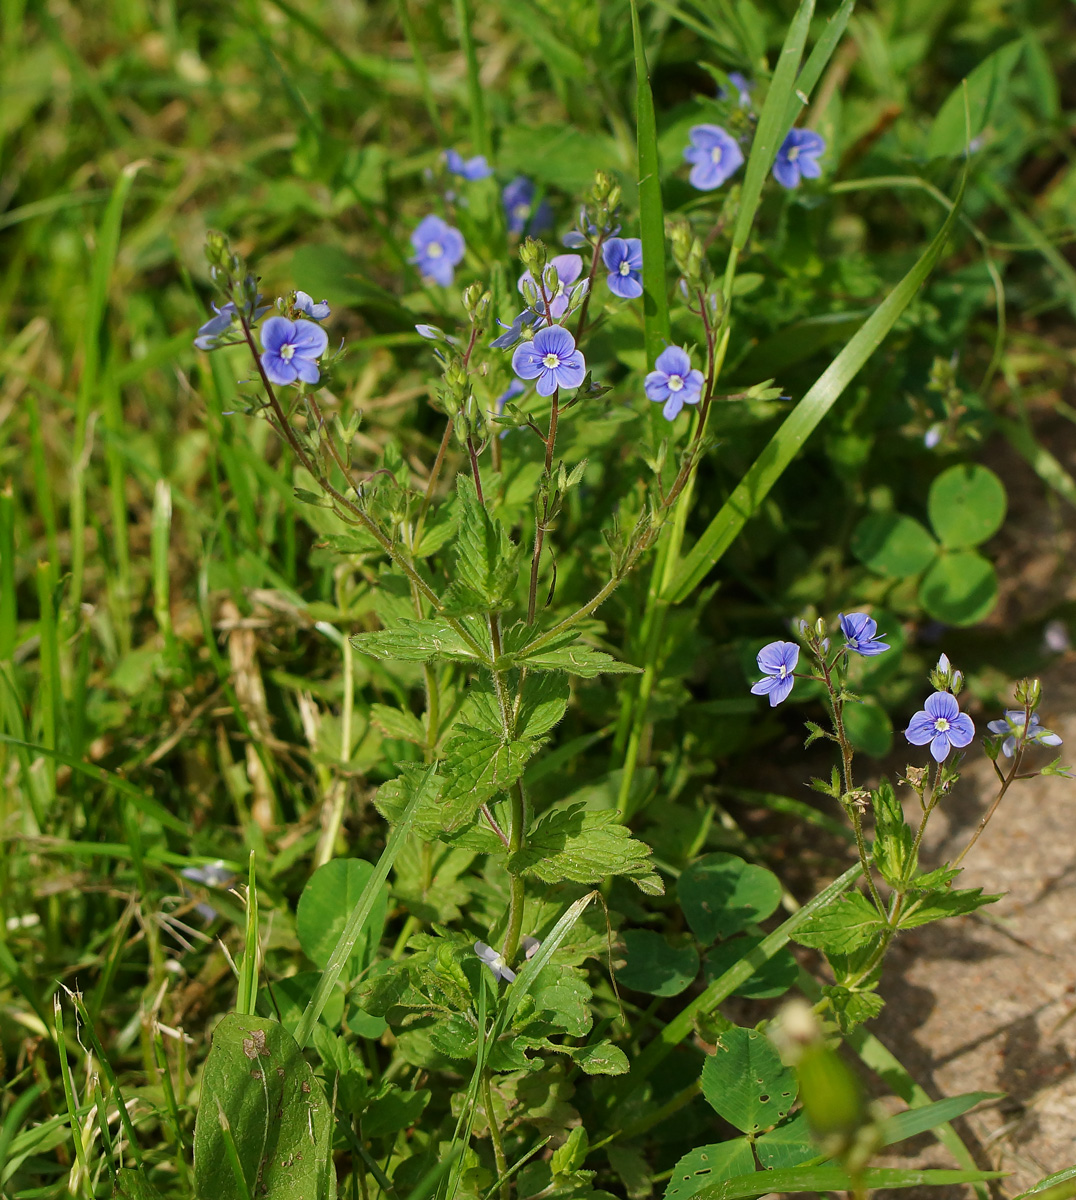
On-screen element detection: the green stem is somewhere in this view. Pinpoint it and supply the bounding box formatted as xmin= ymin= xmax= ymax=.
xmin=482 ymin=1070 xmax=510 ymax=1200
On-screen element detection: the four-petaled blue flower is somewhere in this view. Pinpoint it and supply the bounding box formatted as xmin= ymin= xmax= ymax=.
xmin=684 ymin=125 xmax=745 ymax=190
xmin=986 ymin=710 xmax=1062 ymax=759
xmin=512 ymin=325 xmax=586 ymax=396
xmin=474 ymin=941 xmax=516 ymax=983
xmin=905 ymin=691 xmax=975 ymax=762
xmin=719 ymin=71 xmax=753 ymax=107
xmin=839 ymin=612 xmax=889 ymax=657
xmin=750 ymin=641 xmax=800 ymax=707
xmin=773 ymin=129 xmax=826 ymax=189
xmin=645 ymin=346 xmax=704 ymax=420
xmin=518 ymin=254 xmax=583 ymax=320
xmin=260 ymin=317 xmax=329 ymax=386
xmin=295 ymin=291 xmax=330 ymax=320
xmin=503 ymin=176 xmax=552 ymax=236
xmin=410 ymin=215 xmax=466 ymax=286
xmin=602 ymin=237 xmax=643 ymax=299
xmin=444 ymin=149 xmax=493 ymax=180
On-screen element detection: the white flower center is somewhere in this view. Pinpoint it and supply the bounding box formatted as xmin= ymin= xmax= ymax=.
xmin=934 ymin=717 xmax=950 ymax=732
xmin=710 ymin=145 xmax=723 ymax=164
xmin=553 ymin=279 xmax=566 ymax=298
xmin=542 ymin=352 xmax=561 ymax=369
xmin=778 ymin=664 xmax=788 ymax=678
xmin=668 ymin=374 xmax=684 ymax=392
xmin=513 ymin=204 xmax=530 ymax=222
xmin=426 ymin=241 xmax=444 ymax=258
xmin=280 ymin=343 xmax=296 ymax=361
xmin=787 ymin=146 xmax=800 ymax=162
xmin=619 ymin=261 xmax=631 ymax=275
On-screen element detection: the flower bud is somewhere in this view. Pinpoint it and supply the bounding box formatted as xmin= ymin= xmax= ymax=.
xmin=519 ymin=237 xmax=547 ymax=276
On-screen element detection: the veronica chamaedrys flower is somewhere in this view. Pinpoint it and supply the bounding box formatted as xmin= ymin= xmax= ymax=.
xmin=512 ymin=324 xmax=586 ymax=396
xmin=444 ymin=148 xmax=493 ymax=180
xmin=410 ymin=215 xmax=466 ymax=286
xmin=295 ymin=291 xmax=330 ymax=320
xmin=773 ymin=129 xmax=826 ymax=189
xmin=490 ymin=307 xmax=539 ymax=350
xmin=719 ymin=71 xmax=753 ymax=107
xmin=986 ymin=710 xmax=1062 ymax=758
xmin=905 ymin=691 xmax=975 ymax=762
xmin=602 ymin=237 xmax=643 ymax=299
xmin=750 ymin=641 xmax=800 ymax=707
xmin=194 ymin=296 xmax=271 ymax=349
xmin=518 ymin=254 xmax=583 ymax=320
xmin=839 ymin=612 xmax=889 ymax=657
xmin=503 ymin=176 xmax=553 ymax=236
xmin=260 ymin=317 xmax=329 ymax=386
xmin=684 ymin=124 xmax=745 ymax=190
xmin=645 ymin=346 xmax=704 ymax=420
xmin=474 ymin=941 xmax=516 ymax=983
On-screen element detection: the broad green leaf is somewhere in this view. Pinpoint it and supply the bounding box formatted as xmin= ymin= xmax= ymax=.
xmin=701 ymin=1026 xmax=797 ymax=1134
xmin=532 ymin=964 xmax=593 ymax=1036
xmin=454 ymin=474 xmax=519 ymax=608
xmin=516 ymin=672 xmax=570 ymax=739
xmin=822 ymin=984 xmax=885 ymax=1032
xmin=516 ymin=640 xmax=641 ymax=677
xmin=918 ymin=550 xmax=998 ymax=626
xmin=702 ymin=936 xmax=798 ymax=1000
xmin=881 ymin=1092 xmax=1001 ymax=1146
xmin=510 ymin=805 xmax=663 ymax=894
xmin=369 ymin=703 xmax=427 ymax=745
xmin=570 ymin=1042 xmax=629 ymax=1076
xmin=617 ymin=930 xmax=699 ymax=997
xmin=351 ymin=619 xmax=484 ymax=663
xmin=363 ymin=1085 xmax=431 ymax=1139
xmin=927 ymin=40 xmax=1024 ymax=159
xmin=851 ymin=512 xmax=937 ymax=577
xmin=193 ymin=1014 xmax=335 ymax=1200
xmin=628 ymin=0 xmax=670 ymax=372
xmin=693 ymin=1166 xmax=1003 ymax=1199
xmin=928 ymin=463 xmax=1007 ymax=548
xmin=113 ymin=1170 xmax=166 ymax=1200
xmin=871 ymin=778 xmax=914 ymax=889
xmin=791 ymin=891 xmax=885 ymax=953
xmin=294 ymin=767 xmax=437 ymax=1048
xmin=897 ymin=886 xmax=1000 ymax=929
xmin=665 ymin=1139 xmax=755 ymax=1200
xmin=668 ymin=166 xmax=967 ymax=604
xmin=296 ymin=859 xmax=389 ymax=974
xmin=440 ymin=725 xmax=536 ymax=829
xmin=678 ymin=852 xmax=782 ymax=944
xmin=755 ymin=1112 xmax=817 ymax=1170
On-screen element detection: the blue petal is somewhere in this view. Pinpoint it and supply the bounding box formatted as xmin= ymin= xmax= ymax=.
xmin=930 ymin=732 xmax=952 ymax=762
xmin=655 ymin=345 xmax=692 ymax=377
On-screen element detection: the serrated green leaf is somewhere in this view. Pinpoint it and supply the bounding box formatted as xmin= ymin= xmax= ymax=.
xmin=571 ymin=1041 xmax=629 ymax=1076
xmin=678 ymin=852 xmax=782 ymax=944
xmin=870 ymin=778 xmax=915 ymax=889
xmin=114 ymin=1170 xmax=167 ymax=1200
xmin=517 ymin=641 xmax=641 ymax=677
xmin=363 ymin=1085 xmax=431 ymax=1139
xmin=517 ymin=672 xmax=570 ymax=739
xmin=792 ymin=891 xmax=886 ymax=953
xmin=454 ymin=474 xmax=519 ymax=608
xmin=823 ymin=984 xmax=885 ymax=1033
xmin=413 ymin=499 xmax=459 ymax=557
xmin=898 ymin=886 xmax=1000 ymax=929
xmin=369 ymin=703 xmax=428 ymax=745
xmin=531 ymin=964 xmax=593 ymax=1037
xmin=373 ymin=766 xmax=502 ymax=853
xmin=352 ymin=619 xmax=483 ymax=663
xmin=511 ymin=804 xmax=663 ymax=894
xmin=700 ymin=1027 xmax=798 ymax=1134
xmin=665 ymin=1139 xmax=755 ymax=1200
xmin=754 ymin=1112 xmax=817 ymax=1170
xmin=440 ymin=725 xmax=536 ymax=830
xmin=193 ymin=1014 xmax=336 ymax=1200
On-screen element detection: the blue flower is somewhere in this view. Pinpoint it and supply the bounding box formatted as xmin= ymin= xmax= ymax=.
xmin=511 ymin=324 xmax=586 ymax=397
xmin=684 ymin=125 xmax=745 ymax=190
xmin=260 ymin=317 xmax=329 ymax=386
xmin=986 ymin=710 xmax=1062 ymax=759
xmin=502 ymin=176 xmax=553 ymax=236
xmin=905 ymin=691 xmax=975 ymax=762
xmin=475 ymin=941 xmax=516 ymax=983
xmin=839 ymin=612 xmax=889 ymax=657
xmin=295 ymin=291 xmax=331 ymax=320
xmin=194 ymin=296 xmax=271 ymax=349
xmin=645 ymin=346 xmax=704 ymax=420
xmin=602 ymin=237 xmax=643 ymax=299
xmin=773 ymin=129 xmax=826 ymax=189
xmin=750 ymin=641 xmax=799 ymax=707
xmin=518 ymin=254 xmax=583 ymax=321
xmin=410 ymin=215 xmax=466 ymax=286
xmin=444 ymin=149 xmax=493 ymax=180
xmin=719 ymin=71 xmax=753 ymax=107
xmin=490 ymin=307 xmax=539 ymax=350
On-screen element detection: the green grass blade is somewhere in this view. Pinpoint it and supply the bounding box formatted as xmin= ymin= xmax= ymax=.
xmin=629 ymin=0 xmax=671 ymax=372
xmin=236 ymin=852 xmax=259 ymax=1016
xmin=998 ymin=417 xmax=1076 ymax=508
xmin=625 ymin=862 xmax=861 ymax=1086
xmin=293 ymin=765 xmax=437 ymax=1047
xmin=668 ymin=166 xmax=967 ymax=604
xmin=693 ymin=1166 xmax=1003 ymax=1199
xmin=727 ymin=0 xmax=814 ymax=269
xmin=0 ymin=483 xmax=15 ymax=660
xmin=779 ymin=0 xmax=856 ymax=135
xmin=453 ymin=0 xmax=490 ymax=159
